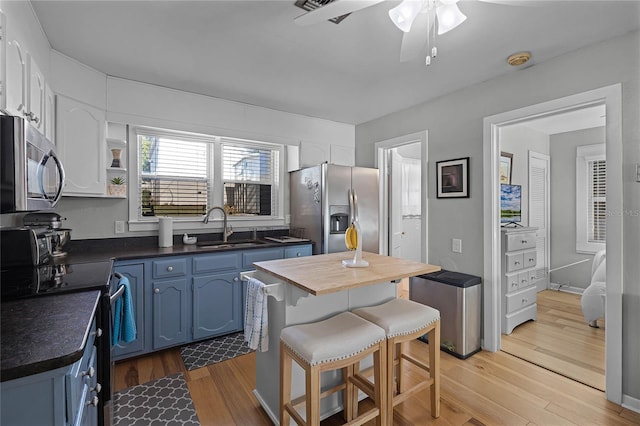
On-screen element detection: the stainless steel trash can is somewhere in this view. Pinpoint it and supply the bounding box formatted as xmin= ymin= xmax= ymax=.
xmin=410 ymin=270 xmax=482 ymax=359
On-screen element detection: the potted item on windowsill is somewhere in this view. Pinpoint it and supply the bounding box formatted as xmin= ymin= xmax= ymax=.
xmin=108 ymin=176 xmax=127 ymax=197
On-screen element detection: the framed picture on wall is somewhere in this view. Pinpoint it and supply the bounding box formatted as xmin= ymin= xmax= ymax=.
xmin=436 ymin=157 xmax=469 ymax=198
xmin=500 ymin=152 xmax=513 ymax=184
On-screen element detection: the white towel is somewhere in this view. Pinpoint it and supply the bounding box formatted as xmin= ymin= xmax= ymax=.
xmin=244 ymin=277 xmax=269 ymax=352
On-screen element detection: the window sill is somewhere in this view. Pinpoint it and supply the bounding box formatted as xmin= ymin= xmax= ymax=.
xmin=128 ymin=216 xmax=287 ymax=232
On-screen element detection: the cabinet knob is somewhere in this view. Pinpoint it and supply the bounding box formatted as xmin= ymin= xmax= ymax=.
xmin=296 ymin=252 xmax=301 ymax=257
xmin=514 ymin=261 xmax=520 ymax=265
xmin=154 ymin=288 xmax=160 ymax=294
xmin=167 ymin=266 xmax=174 ymax=272
xmin=522 ymin=298 xmax=528 ymax=304
xmin=93 ymin=328 xmax=103 ymax=338
xmin=86 ymin=396 xmax=99 ymax=407
xmin=529 ymin=258 xmax=535 ymax=262
xmin=521 ymin=240 xmax=527 ymax=244
xmin=233 ymin=277 xmax=239 ymax=282
xmin=82 ymin=366 xmax=95 ymax=378
xmin=91 ymin=383 xmax=102 ymax=394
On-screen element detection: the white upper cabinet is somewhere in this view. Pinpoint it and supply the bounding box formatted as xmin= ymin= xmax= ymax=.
xmin=0 ymin=10 xmax=6 ymax=111
xmin=26 ymin=53 xmax=45 ymax=131
xmin=5 ymin=37 xmax=27 ymax=116
xmin=44 ymin=83 xmax=55 ymax=143
xmin=56 ymin=94 xmax=107 ymax=197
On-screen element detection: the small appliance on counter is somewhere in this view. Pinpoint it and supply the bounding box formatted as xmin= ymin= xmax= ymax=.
xmin=22 ymin=211 xmax=71 ymax=258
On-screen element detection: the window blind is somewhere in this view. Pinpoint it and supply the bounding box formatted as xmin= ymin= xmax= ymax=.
xmin=588 ymin=159 xmax=606 ymax=242
xmin=138 ymin=134 xmax=209 ymax=217
xmin=222 ymin=142 xmax=278 ymax=216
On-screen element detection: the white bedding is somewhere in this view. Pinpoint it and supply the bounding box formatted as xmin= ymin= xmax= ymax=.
xmin=581 ymin=250 xmax=606 ymax=325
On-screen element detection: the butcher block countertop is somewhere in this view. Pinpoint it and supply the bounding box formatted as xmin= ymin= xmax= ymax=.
xmin=252 ymin=251 xmax=440 ymax=296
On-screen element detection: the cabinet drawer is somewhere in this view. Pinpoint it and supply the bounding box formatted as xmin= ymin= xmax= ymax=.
xmin=193 ymin=252 xmax=241 ymax=274
xmin=152 ymin=258 xmax=187 ymax=279
xmin=284 ymin=245 xmax=312 ymax=259
xmin=505 ymin=273 xmax=520 ymax=293
xmin=505 ymin=285 xmax=537 ymax=314
xmin=523 ymin=250 xmax=537 ymax=268
xmin=505 ymin=253 xmax=524 ymax=272
xmin=518 ymin=272 xmax=530 ymax=290
xmin=243 ymin=247 xmax=284 ymax=268
xmin=506 ymin=232 xmax=536 ymax=251
xmin=66 ymin=344 xmax=96 ymax=425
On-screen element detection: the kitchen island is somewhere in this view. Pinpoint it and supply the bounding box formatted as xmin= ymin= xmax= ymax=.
xmin=247 ymin=251 xmax=440 ymax=424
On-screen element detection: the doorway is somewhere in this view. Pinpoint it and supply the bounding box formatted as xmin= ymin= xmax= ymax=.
xmin=375 ymin=131 xmax=428 ymax=264
xmin=482 ymin=85 xmax=623 ymax=403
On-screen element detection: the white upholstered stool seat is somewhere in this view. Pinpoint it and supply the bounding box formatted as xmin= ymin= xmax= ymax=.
xmin=353 ymin=298 xmax=441 ymax=423
xmin=280 ymin=311 xmax=387 ymax=426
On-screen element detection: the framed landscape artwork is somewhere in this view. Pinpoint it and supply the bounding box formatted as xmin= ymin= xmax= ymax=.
xmin=436 ymin=157 xmax=469 ymax=198
xmin=500 ymin=152 xmax=513 ymax=184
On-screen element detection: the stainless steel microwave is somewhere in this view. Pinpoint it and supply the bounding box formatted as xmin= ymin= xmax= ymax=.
xmin=1 ymin=115 xmax=65 ymax=213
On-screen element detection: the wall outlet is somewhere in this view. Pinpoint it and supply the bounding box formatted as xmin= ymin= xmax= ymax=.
xmin=452 ymin=238 xmax=462 ymax=253
xmin=115 ymin=220 xmax=125 ymax=234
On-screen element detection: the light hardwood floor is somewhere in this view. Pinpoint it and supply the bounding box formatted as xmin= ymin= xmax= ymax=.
xmin=501 ymin=289 xmax=605 ymax=391
xmin=114 ymin=337 xmax=637 ymax=425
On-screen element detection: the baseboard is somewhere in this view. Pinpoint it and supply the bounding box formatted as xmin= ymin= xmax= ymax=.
xmin=549 ymin=282 xmax=585 ymax=295
xmin=622 ymin=393 xmax=640 ymax=414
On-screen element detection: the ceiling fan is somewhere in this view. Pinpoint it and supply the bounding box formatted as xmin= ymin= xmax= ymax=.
xmin=294 ymin=0 xmax=527 ymax=66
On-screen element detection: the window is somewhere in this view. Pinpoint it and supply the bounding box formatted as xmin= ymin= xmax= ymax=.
xmin=576 ymin=144 xmax=606 ymax=253
xmin=130 ymin=127 xmax=283 ymax=228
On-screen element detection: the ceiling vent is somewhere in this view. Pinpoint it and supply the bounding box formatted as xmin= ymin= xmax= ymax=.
xmin=294 ymin=0 xmax=351 ymax=24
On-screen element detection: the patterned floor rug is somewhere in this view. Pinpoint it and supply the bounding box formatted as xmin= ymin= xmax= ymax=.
xmin=113 ymin=373 xmax=199 ymax=426
xmin=180 ymin=332 xmax=254 ymax=371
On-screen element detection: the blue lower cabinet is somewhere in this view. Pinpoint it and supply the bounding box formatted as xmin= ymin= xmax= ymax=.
xmin=192 ymin=272 xmax=242 ymax=340
xmin=152 ymin=278 xmax=188 ymax=350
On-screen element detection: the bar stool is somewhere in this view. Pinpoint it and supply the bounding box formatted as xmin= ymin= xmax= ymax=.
xmin=353 ymin=298 xmax=440 ymax=424
xmin=280 ymin=311 xmax=387 ymax=426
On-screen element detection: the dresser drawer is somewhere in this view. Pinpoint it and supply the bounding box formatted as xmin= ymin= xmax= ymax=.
xmin=152 ymin=258 xmax=187 ymax=279
xmin=505 ymin=252 xmax=524 ymax=272
xmin=518 ymin=271 xmax=530 ymax=290
xmin=505 ymin=232 xmax=536 ymax=251
xmin=523 ymin=250 xmax=537 ymax=268
xmin=505 ymin=285 xmax=537 ymax=314
xmin=505 ymin=273 xmax=520 ymax=293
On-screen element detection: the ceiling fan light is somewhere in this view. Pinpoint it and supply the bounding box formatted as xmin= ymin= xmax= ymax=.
xmin=436 ymin=3 xmax=467 ymax=35
xmin=389 ymin=0 xmax=423 ymax=33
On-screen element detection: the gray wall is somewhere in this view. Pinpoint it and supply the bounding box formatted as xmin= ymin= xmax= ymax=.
xmin=549 ymin=127 xmax=605 ymax=289
xmin=500 ymin=124 xmax=550 ymax=226
xmin=355 ymin=31 xmax=640 ymax=400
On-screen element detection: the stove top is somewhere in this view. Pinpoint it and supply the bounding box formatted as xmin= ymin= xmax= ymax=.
xmin=1 ymin=260 xmax=113 ymax=302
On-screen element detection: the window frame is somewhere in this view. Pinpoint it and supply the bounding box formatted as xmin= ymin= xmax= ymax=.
xmin=575 ymin=143 xmax=606 ymax=254
xmin=127 ymin=126 xmax=286 ymax=232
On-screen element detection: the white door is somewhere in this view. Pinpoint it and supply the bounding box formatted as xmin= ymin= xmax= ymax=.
xmin=389 ymin=149 xmax=403 ymax=257
xmin=528 ymin=151 xmax=550 ymax=292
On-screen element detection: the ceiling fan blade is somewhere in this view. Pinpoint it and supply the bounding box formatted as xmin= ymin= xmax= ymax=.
xmin=294 ymin=0 xmax=386 ymax=26
xmin=399 ymin=12 xmax=430 ymax=62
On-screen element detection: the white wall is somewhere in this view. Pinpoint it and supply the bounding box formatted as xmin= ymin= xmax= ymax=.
xmin=355 ymin=31 xmax=640 ymax=402
xmin=500 ymin=125 xmax=550 ymax=226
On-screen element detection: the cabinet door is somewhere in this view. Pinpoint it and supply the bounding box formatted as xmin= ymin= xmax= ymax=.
xmin=5 ymin=38 xmax=27 ymax=116
xmin=56 ymin=95 xmax=106 ymax=196
xmin=44 ymin=83 xmax=55 ymax=143
xmin=0 ymin=11 xmax=6 ymax=111
xmin=192 ymin=272 xmax=242 ymax=340
xmin=151 ymin=278 xmax=188 ymax=350
xmin=112 ymin=263 xmax=145 ymax=360
xmin=26 ymin=53 xmax=44 ymax=131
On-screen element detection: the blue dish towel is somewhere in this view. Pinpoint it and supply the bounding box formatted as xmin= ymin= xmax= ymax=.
xmin=112 ymin=276 xmax=137 ymax=346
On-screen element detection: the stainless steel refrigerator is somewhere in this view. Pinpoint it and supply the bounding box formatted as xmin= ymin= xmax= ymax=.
xmin=289 ymin=163 xmax=379 ymax=255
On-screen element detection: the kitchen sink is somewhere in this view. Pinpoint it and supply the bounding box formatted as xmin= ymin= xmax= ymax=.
xmin=195 ymin=239 xmax=268 ymax=249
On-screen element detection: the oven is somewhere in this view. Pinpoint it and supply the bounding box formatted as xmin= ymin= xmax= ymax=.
xmin=0 ymin=258 xmax=114 ymax=426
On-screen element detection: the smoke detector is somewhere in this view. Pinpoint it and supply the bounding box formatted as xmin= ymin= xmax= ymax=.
xmin=507 ymin=52 xmax=532 ymax=67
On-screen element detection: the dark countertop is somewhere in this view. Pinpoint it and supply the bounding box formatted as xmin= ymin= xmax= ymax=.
xmin=1 ymin=290 xmax=100 ymax=382
xmin=1 ymin=233 xmax=314 ymax=382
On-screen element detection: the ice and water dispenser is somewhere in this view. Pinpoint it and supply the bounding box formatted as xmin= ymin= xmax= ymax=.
xmin=329 ymin=205 xmax=349 ymax=234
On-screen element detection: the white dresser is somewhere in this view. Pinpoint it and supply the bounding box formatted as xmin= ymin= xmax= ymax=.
xmin=501 ymin=227 xmax=538 ymax=334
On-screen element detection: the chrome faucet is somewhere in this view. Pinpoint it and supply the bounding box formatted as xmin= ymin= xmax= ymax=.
xmin=203 ymin=206 xmax=233 ymax=242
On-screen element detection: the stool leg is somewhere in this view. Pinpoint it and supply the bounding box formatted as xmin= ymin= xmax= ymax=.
xmin=397 ymin=341 xmax=405 ymax=394
xmin=307 ymin=365 xmax=321 ymax=425
xmin=428 ymin=322 xmax=441 ymax=418
xmin=374 ymin=341 xmax=386 ymax=426
xmin=385 ymin=339 xmax=396 ymax=425
xmin=280 ymin=342 xmax=292 ymax=426
xmin=343 ymin=364 xmax=355 ymax=422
